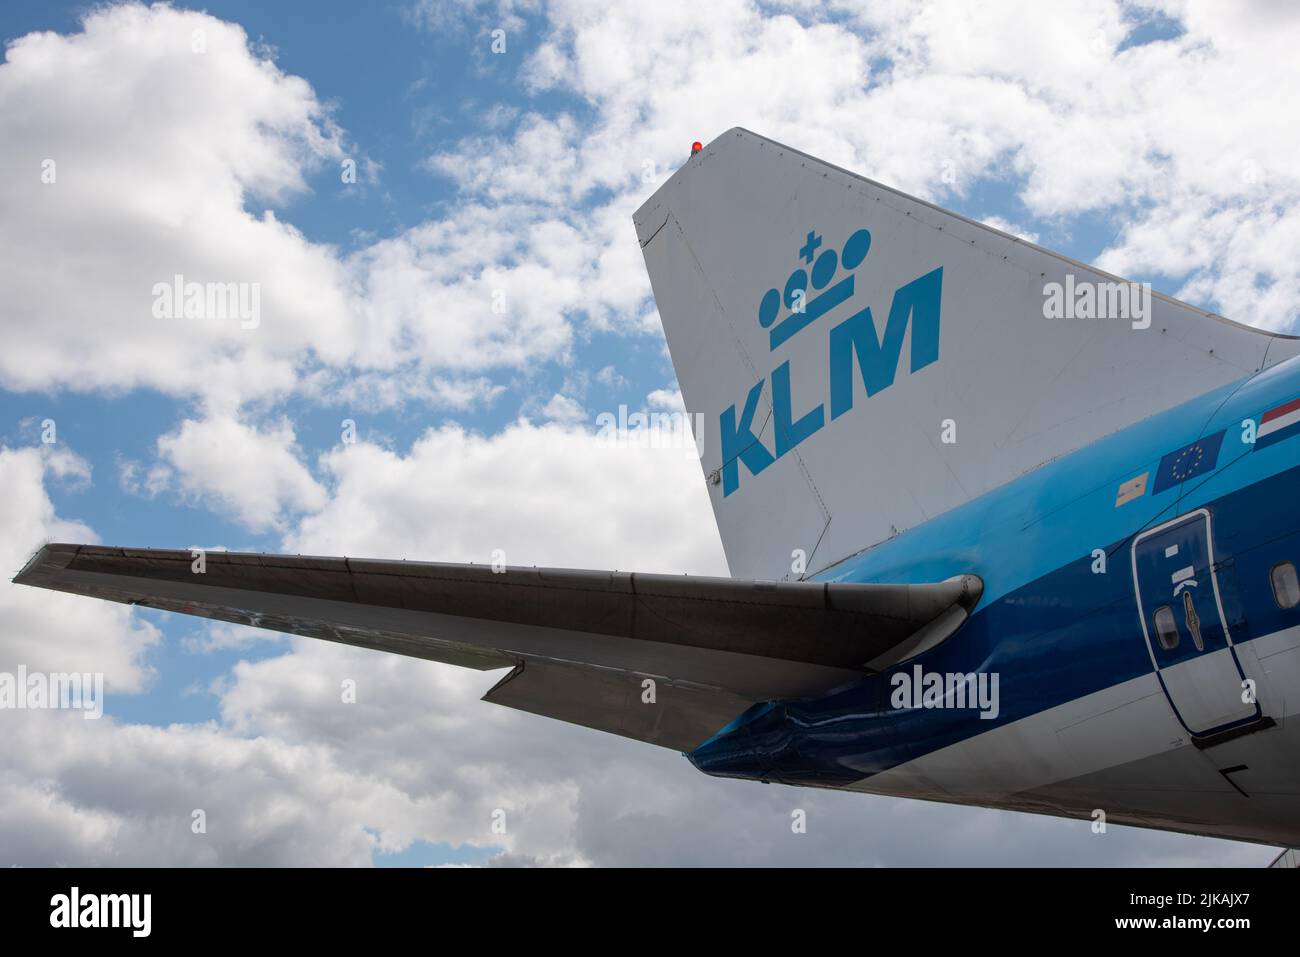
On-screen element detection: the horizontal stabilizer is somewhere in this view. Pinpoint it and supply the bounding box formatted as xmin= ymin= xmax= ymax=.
xmin=15 ymin=543 xmax=982 ymax=748
xmin=482 ymin=660 xmax=752 ymax=752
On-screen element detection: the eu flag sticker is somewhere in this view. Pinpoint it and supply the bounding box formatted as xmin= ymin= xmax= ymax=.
xmin=1152 ymin=430 xmax=1226 ymax=494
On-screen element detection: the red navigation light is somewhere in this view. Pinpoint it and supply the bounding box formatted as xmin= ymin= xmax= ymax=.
xmin=691 ymin=141 xmax=702 ymax=155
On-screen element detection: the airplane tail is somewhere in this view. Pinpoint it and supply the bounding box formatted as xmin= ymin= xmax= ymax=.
xmin=635 ymin=128 xmax=1300 ymax=581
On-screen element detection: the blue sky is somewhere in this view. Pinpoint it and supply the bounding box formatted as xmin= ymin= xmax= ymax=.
xmin=0 ymin=0 xmax=1295 ymax=867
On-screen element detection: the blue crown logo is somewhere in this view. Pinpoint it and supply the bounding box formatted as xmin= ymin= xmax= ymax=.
xmin=758 ymin=227 xmax=872 ymax=351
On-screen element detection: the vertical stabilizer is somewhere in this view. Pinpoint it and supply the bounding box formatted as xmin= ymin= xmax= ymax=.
xmin=636 ymin=128 xmax=1300 ymax=580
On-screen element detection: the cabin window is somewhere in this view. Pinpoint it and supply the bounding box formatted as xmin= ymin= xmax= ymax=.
xmin=1271 ymin=562 xmax=1300 ymax=610
xmin=1153 ymin=605 xmax=1179 ymax=650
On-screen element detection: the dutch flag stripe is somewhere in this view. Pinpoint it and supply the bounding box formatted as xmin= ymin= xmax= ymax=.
xmin=1260 ymin=396 xmax=1300 ymax=437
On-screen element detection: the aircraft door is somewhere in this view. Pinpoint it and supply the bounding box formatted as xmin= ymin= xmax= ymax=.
xmin=1131 ymin=509 xmax=1260 ymax=738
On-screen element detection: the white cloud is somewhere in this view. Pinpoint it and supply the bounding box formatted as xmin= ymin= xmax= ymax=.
xmin=407 ymin=0 xmax=540 ymax=36
xmin=300 ymin=370 xmax=506 ymax=412
xmin=155 ymin=412 xmax=327 ymax=532
xmin=0 ymin=4 xmax=613 ymax=414
xmin=595 ymin=365 xmax=628 ymax=389
xmin=427 ymin=113 xmax=583 ymax=204
xmin=347 ymin=204 xmax=581 ymax=374
xmin=539 ymin=393 xmax=586 ymax=424
xmin=646 ymin=387 xmax=685 ymax=412
xmin=0 ymin=4 xmax=356 ymax=403
xmin=0 ymin=708 xmax=470 ymax=866
xmin=117 ymin=457 xmax=173 ymax=499
xmin=181 ymin=622 xmax=286 ymax=655
xmin=285 ymin=419 xmax=725 ymax=573
xmin=423 ymin=0 xmax=1300 ymax=332
xmin=0 ymin=445 xmax=159 ymax=692
xmin=980 ymin=216 xmax=1040 ymax=244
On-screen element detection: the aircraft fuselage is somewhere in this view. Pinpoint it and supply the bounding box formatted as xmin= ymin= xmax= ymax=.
xmin=690 ymin=353 xmax=1300 ymax=846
